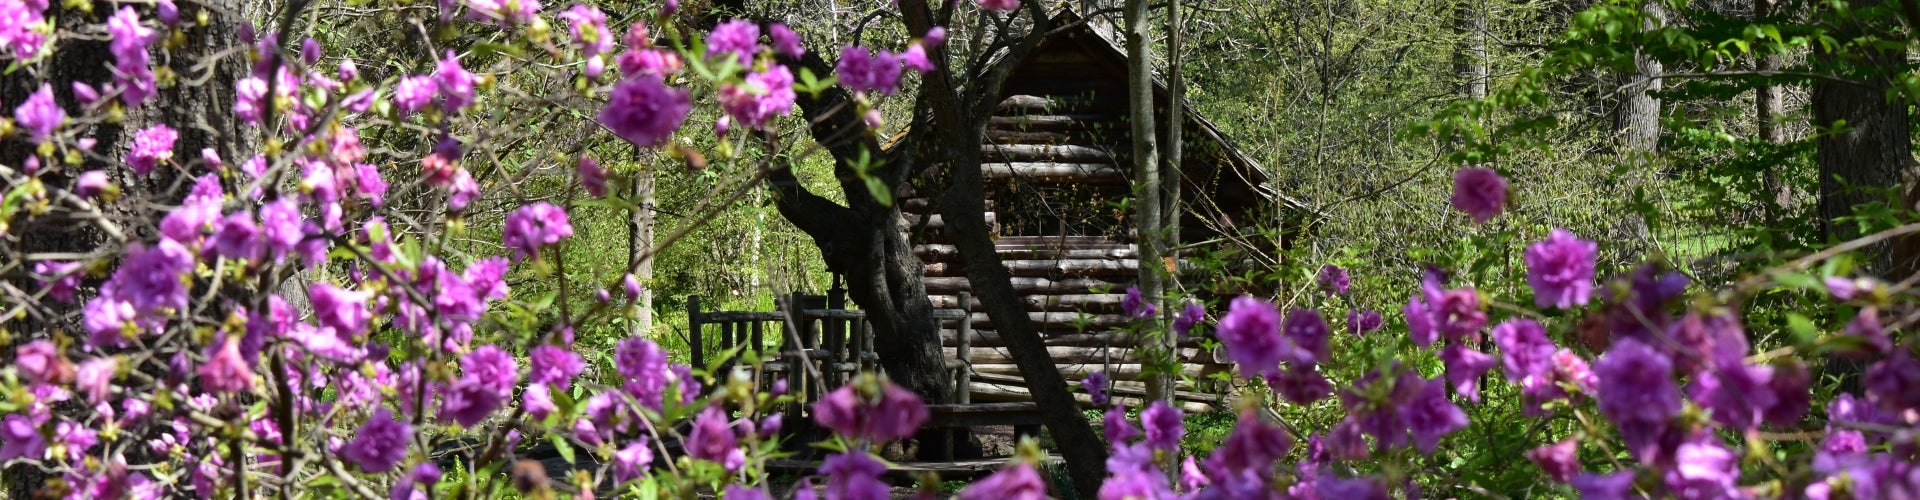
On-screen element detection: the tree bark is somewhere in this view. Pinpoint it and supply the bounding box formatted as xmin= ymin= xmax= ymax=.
xmin=1755 ymin=0 xmax=1790 ymax=223
xmin=1454 ymin=0 xmax=1488 ymax=102
xmin=1812 ymin=0 xmax=1910 ymax=273
xmin=1616 ymin=1 xmax=1665 ymax=154
xmin=630 ymin=169 xmax=657 ymax=336
xmin=899 ymin=2 xmax=1110 ymax=492
xmin=1123 ymin=0 xmax=1171 ymax=403
xmin=1 ymin=0 xmax=254 ymax=495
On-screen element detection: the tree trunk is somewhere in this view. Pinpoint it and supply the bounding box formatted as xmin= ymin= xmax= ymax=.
xmin=630 ymin=169 xmax=657 ymax=336
xmin=1455 ymin=0 xmax=1488 ymax=102
xmin=1 ymin=0 xmax=254 ymax=495
xmin=1616 ymin=1 xmax=1664 ymax=154
xmin=1123 ymin=0 xmax=1171 ymax=403
xmin=1812 ymin=0 xmax=1909 ymax=273
xmin=1755 ymin=0 xmax=1790 ymax=223
xmin=899 ymin=2 xmax=1110 ymax=492
xmin=759 ymin=47 xmax=967 ymax=459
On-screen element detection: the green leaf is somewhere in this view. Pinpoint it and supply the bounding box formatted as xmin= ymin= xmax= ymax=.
xmin=1774 ymin=272 xmax=1823 ymax=291
xmin=550 ymin=434 xmax=576 ymax=464
xmin=1787 ymin=314 xmax=1820 ymax=345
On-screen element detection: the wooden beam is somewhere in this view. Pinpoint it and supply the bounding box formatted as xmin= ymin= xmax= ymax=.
xmin=981 ymin=144 xmax=1121 ymax=163
xmin=940 ymin=311 xmax=1139 ymax=330
xmin=938 ymin=330 xmax=1216 ymax=349
xmin=923 ymin=276 xmax=1124 ymax=295
xmin=928 ymin=293 xmax=1129 ymax=312
xmin=980 ymin=162 xmax=1127 ymax=184
xmin=914 ymin=243 xmax=1139 ymax=261
xmin=942 ymin=346 xmax=1212 ymax=365
xmin=987 ymin=114 xmax=1123 ymax=131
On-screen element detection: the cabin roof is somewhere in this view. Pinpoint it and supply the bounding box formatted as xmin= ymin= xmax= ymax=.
xmin=1019 ymin=6 xmax=1313 ymax=214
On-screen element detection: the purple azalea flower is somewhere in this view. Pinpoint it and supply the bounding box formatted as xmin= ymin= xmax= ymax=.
xmin=0 ymin=1 xmax=48 ymax=60
xmin=0 ymin=415 xmax=45 ymax=461
xmin=1841 ymin=307 xmax=1891 ymax=357
xmin=107 ymin=7 xmax=156 ymax=106
xmin=1665 ymin=434 xmax=1741 ymax=500
xmin=1083 ymin=370 xmax=1110 ymax=406
xmin=1866 ymin=349 xmax=1920 ymax=413
xmin=1451 ymin=167 xmax=1507 ymax=223
xmin=502 ymin=202 xmax=575 ymax=261
xmin=812 ymin=380 xmax=928 ymax=442
xmin=1525 ymin=228 xmax=1598 ymax=309
xmin=1142 ymin=400 xmax=1184 ymax=451
xmin=612 ymin=437 xmax=653 ymax=483
xmin=769 ymin=23 xmax=804 ymax=58
xmin=687 ymin=405 xmax=744 ymax=470
xmin=14 ymin=340 xmax=64 ymax=385
xmin=75 ymin=357 xmax=115 ymax=404
xmin=1491 ymin=318 xmax=1556 ymax=383
xmin=1282 ymin=308 xmax=1331 ymax=363
xmin=1100 ymin=443 xmax=1174 ymax=499
xmin=719 ymin=64 xmax=796 ymax=130
xmin=706 ymin=19 xmax=760 ymax=66
xmin=1405 ymin=296 xmax=1437 ymax=348
xmin=1526 ymin=438 xmax=1580 ymax=483
xmin=836 ymin=45 xmax=904 ymax=95
xmin=1398 ymin=376 xmax=1467 ymax=454
xmin=33 ymin=261 xmax=80 ymax=304
xmin=615 ymin=336 xmax=669 ymax=410
xmin=339 ymin=409 xmax=411 ymax=473
xmin=559 ymin=4 xmax=614 ymax=57
xmin=599 ymin=74 xmax=691 ymax=148
xmin=1571 ymin=472 xmax=1636 ymax=500
xmin=820 ymin=452 xmax=889 ymax=500
xmin=1318 ymin=264 xmax=1350 ymax=296
xmin=434 ymin=51 xmax=475 ymax=112
xmin=1265 ymin=363 xmax=1334 ymax=404
xmin=1347 ymin=309 xmax=1383 ymax=335
xmin=126 ymin=124 xmax=178 ymax=175
xmin=393 ymin=75 xmax=437 ymax=114
xmin=1688 ymin=356 xmax=1776 ymax=431
xmin=959 ymin=462 xmax=1048 ymax=500
xmin=197 ymin=337 xmax=254 ymax=394
xmin=1596 ymin=339 xmax=1681 ymax=462
xmin=1204 ymin=410 xmax=1292 ymax=475
xmin=1173 ymin=301 xmax=1205 ymax=337
xmin=1216 ymin=295 xmax=1305 ymax=377
xmin=577 ymin=156 xmax=608 ymax=198
xmin=13 ymin=83 xmax=62 ymax=141
xmin=1103 ymin=404 xmax=1139 ymax=443
xmin=529 ymin=345 xmax=585 ymax=390
xmin=1121 ymin=285 xmax=1157 ymax=319
xmin=1440 ymin=343 xmax=1495 ymax=402
xmin=309 ymin=282 xmax=372 ymax=336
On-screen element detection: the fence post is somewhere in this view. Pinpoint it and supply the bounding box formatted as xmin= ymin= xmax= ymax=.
xmin=688 ymin=296 xmax=704 ymax=369
xmin=956 ymin=291 xmax=973 ymax=406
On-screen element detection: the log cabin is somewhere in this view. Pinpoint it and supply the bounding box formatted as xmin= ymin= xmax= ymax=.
xmin=897 ymin=6 xmax=1316 ymax=409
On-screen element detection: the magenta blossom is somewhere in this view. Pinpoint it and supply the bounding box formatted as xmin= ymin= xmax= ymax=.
xmin=502 ymin=202 xmax=575 ymax=260
xmin=34 ymin=260 xmax=81 ymax=304
xmin=978 ymin=0 xmax=1020 ymax=11
xmin=1174 ymin=301 xmax=1205 ymax=337
xmin=434 ymin=51 xmax=475 ymax=112
xmin=197 ymin=336 xmax=254 ymax=393
xmin=1525 ymin=228 xmax=1598 ymax=309
xmin=687 ymin=405 xmax=744 ymax=470
xmin=770 ymin=23 xmax=804 ymax=58
xmin=1595 ymin=339 xmax=1681 ymax=462
xmin=1318 ymin=264 xmax=1350 ymax=296
xmin=1526 ymin=438 xmax=1580 ymax=483
xmin=1451 ymin=167 xmax=1507 ymax=223
xmin=612 ymin=437 xmax=653 ymax=483
xmin=340 ymin=409 xmax=411 ymax=473
xmin=1121 ymin=285 xmax=1157 ymax=319
xmin=1217 ymin=295 xmax=1305 ymax=377
xmin=811 ymin=378 xmax=928 ymax=442
xmin=1142 ymin=400 xmax=1184 ymax=451
xmin=836 ymin=45 xmax=904 ymax=95
xmin=126 ymin=124 xmax=178 ymax=175
xmin=719 ymin=65 xmax=796 ymax=130
xmin=13 ymin=83 xmax=61 ymax=141
xmin=393 ymin=76 xmax=437 ymax=114
xmin=309 ymin=282 xmax=371 ymax=336
xmin=577 ymin=155 xmax=608 ymax=197
xmin=108 ymin=7 xmax=156 ymax=106
xmin=1083 ymin=370 xmax=1110 ymax=406
xmin=0 ymin=1 xmax=48 ymax=60
xmin=960 ymin=462 xmax=1048 ymax=500
xmin=529 ymin=344 xmax=585 ymax=390
xmin=599 ymin=74 xmax=691 ymax=148
xmin=706 ymin=19 xmax=761 ymax=66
